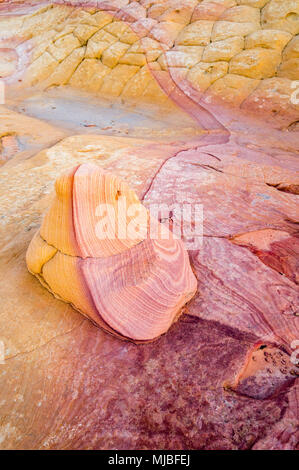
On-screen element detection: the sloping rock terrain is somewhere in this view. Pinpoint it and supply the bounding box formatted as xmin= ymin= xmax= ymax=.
xmin=0 ymin=0 xmax=298 ymax=449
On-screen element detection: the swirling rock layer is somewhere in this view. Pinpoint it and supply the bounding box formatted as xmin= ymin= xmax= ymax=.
xmin=26 ymin=163 xmax=197 ymax=342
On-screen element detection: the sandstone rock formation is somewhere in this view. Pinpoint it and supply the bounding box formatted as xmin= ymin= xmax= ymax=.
xmin=0 ymin=0 xmax=298 ymax=450
xmin=26 ymin=163 xmax=197 ymax=342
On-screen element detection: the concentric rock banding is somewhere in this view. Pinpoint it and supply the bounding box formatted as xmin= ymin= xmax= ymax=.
xmin=26 ymin=163 xmax=197 ymax=342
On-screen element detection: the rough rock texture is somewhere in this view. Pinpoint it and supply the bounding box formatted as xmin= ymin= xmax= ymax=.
xmin=0 ymin=0 xmax=298 ymax=450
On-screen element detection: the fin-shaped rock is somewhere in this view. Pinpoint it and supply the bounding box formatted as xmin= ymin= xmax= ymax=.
xmin=26 ymin=163 xmax=197 ymax=342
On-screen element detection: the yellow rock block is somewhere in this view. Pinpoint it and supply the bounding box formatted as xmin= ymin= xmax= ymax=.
xmin=176 ymin=20 xmax=214 ymax=46
xmin=262 ymin=0 xmax=299 ymax=35
xmin=237 ymin=0 xmax=268 ymax=6
xmin=128 ymin=38 xmax=162 ymax=62
xmin=245 ymin=29 xmax=293 ymax=51
xmin=99 ymin=64 xmax=140 ymax=97
xmin=202 ymin=36 xmax=244 ymax=62
xmin=142 ymin=77 xmax=171 ymax=105
xmin=119 ymin=29 xmax=139 ymax=45
xmin=158 ymin=3 xmax=197 ymax=24
xmin=101 ymin=41 xmax=130 ymax=68
xmin=282 ymin=36 xmax=299 ymax=60
xmin=85 ymin=40 xmax=111 ymax=59
xmin=278 ymin=58 xmax=299 ymax=80
xmin=24 ymin=51 xmax=58 ymax=86
xmin=68 ymin=9 xmax=97 ymax=25
xmin=122 ymin=65 xmax=155 ymax=99
xmin=151 ymin=21 xmax=185 ymax=47
xmin=47 ymin=34 xmax=81 ymax=62
xmin=69 ymin=59 xmax=110 ymax=92
xmin=156 ymin=54 xmax=167 ymax=70
xmin=22 ymin=5 xmax=70 ymax=36
xmin=43 ymin=47 xmax=86 ymax=86
xmin=104 ymin=21 xmax=132 ymax=39
xmin=53 ymin=24 xmax=76 ymax=41
xmin=229 ymin=48 xmax=281 ymax=79
xmin=164 ymin=50 xmax=202 ymax=68
xmin=148 ymin=4 xmax=169 ymax=19
xmin=221 ymin=5 xmax=261 ymax=23
xmin=204 ymin=73 xmax=260 ymax=106
xmin=175 ymin=45 xmax=204 ymax=62
xmin=31 ymin=30 xmax=61 ymax=61
xmin=187 ymin=61 xmax=228 ymax=92
xmin=85 ymin=29 xmax=118 ymax=59
xmin=88 ymin=11 xmax=113 ymax=28
xmin=73 ymin=24 xmax=99 ymax=44
xmin=212 ymin=21 xmax=260 ymax=41
xmin=119 ymin=52 xmax=147 ymax=66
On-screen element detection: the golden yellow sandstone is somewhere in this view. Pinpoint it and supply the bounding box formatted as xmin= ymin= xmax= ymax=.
xmin=237 ymin=0 xmax=268 ymax=6
xmin=151 ymin=21 xmax=185 ymax=47
xmin=104 ymin=21 xmax=134 ymax=40
xmin=202 ymin=36 xmax=244 ymax=62
xmin=24 ymin=52 xmax=58 ymax=86
xmin=229 ymin=48 xmax=281 ymax=79
xmin=101 ymin=41 xmax=130 ymax=68
xmin=99 ymin=64 xmax=140 ymax=97
xmin=221 ymin=5 xmax=261 ymax=23
xmin=204 ymin=73 xmax=260 ymax=106
xmin=158 ymin=2 xmax=197 ymax=25
xmin=278 ymin=59 xmax=299 ymax=80
xmin=119 ymin=52 xmax=147 ymax=67
xmin=176 ymin=20 xmax=214 ymax=46
xmin=244 ymin=29 xmax=292 ymax=51
xmin=73 ymin=24 xmax=99 ymax=44
xmin=261 ymin=0 xmax=299 ymax=35
xmin=26 ymin=232 xmax=57 ymax=275
xmin=212 ymin=21 xmax=260 ymax=41
xmin=69 ymin=58 xmax=110 ymax=92
xmin=282 ymin=35 xmax=299 ymax=60
xmin=121 ymin=65 xmax=154 ymax=99
xmin=128 ymin=38 xmax=163 ymax=62
xmin=43 ymin=47 xmax=86 ymax=87
xmin=187 ymin=61 xmax=229 ymax=92
xmin=47 ymin=34 xmax=81 ymax=62
xmin=85 ymin=29 xmax=118 ymax=58
xmin=22 ymin=5 xmax=70 ymax=36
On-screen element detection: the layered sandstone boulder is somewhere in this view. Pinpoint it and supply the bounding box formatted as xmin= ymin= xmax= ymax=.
xmin=0 ymin=0 xmax=298 ymax=451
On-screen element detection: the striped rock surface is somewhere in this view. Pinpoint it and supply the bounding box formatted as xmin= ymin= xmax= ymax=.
xmin=26 ymin=163 xmax=197 ymax=342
